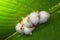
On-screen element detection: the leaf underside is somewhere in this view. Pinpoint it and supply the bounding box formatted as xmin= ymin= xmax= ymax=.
xmin=0 ymin=0 xmax=60 ymax=40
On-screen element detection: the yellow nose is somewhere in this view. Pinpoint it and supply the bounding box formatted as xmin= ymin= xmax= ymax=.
xmin=20 ymin=24 xmax=24 ymax=31
xmin=20 ymin=27 xmax=24 ymax=31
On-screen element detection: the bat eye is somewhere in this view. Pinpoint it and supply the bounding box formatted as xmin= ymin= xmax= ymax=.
xmin=20 ymin=27 xmax=22 ymax=30
xmin=20 ymin=24 xmax=24 ymax=31
xmin=22 ymin=27 xmax=24 ymax=31
xmin=20 ymin=27 xmax=24 ymax=31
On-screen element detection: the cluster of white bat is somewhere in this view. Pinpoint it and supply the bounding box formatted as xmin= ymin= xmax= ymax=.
xmin=16 ymin=11 xmax=50 ymax=35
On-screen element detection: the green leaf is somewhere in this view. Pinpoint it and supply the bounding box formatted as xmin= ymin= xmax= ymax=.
xmin=0 ymin=0 xmax=60 ymax=40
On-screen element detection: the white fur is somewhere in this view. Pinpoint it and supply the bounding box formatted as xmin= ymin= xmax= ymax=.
xmin=16 ymin=23 xmax=33 ymax=35
xmin=22 ymin=16 xmax=32 ymax=28
xmin=24 ymin=26 xmax=33 ymax=35
xmin=39 ymin=11 xmax=50 ymax=24
xmin=15 ymin=23 xmax=24 ymax=34
xmin=29 ymin=12 xmax=39 ymax=25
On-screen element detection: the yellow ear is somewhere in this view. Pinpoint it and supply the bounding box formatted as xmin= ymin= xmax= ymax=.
xmin=37 ymin=14 xmax=40 ymax=18
xmin=26 ymin=17 xmax=31 ymax=23
xmin=20 ymin=21 xmax=23 ymax=24
xmin=37 ymin=11 xmax=40 ymax=18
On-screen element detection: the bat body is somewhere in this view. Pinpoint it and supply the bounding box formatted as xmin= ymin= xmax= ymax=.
xmin=16 ymin=11 xmax=50 ymax=35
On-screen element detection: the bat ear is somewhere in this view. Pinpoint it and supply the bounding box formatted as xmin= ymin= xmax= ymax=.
xmin=29 ymin=32 xmax=32 ymax=35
